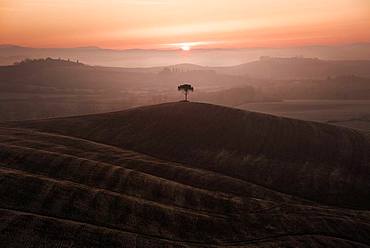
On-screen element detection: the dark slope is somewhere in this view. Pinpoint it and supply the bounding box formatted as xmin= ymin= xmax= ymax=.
xmin=1 ymin=102 xmax=370 ymax=247
xmin=11 ymin=102 xmax=370 ymax=209
xmin=1 ymin=127 xmax=370 ymax=247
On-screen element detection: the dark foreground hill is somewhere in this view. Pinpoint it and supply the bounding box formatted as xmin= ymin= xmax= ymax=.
xmin=1 ymin=102 xmax=370 ymax=247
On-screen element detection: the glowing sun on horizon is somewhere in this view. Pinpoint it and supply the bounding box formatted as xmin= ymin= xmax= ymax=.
xmin=169 ymin=42 xmax=207 ymax=51
xmin=180 ymin=44 xmax=191 ymax=51
xmin=168 ymin=42 xmax=207 ymax=51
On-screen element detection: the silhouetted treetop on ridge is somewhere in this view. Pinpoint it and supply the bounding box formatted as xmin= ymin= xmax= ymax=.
xmin=14 ymin=57 xmax=84 ymax=67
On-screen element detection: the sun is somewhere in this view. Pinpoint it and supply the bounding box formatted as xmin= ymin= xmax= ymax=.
xmin=168 ymin=42 xmax=202 ymax=51
xmin=180 ymin=44 xmax=191 ymax=51
xmin=168 ymin=42 xmax=205 ymax=51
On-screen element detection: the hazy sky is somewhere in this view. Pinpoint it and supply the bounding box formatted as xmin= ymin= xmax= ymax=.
xmin=1 ymin=0 xmax=370 ymax=49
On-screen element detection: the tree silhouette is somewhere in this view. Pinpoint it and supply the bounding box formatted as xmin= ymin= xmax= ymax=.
xmin=178 ymin=84 xmax=194 ymax=101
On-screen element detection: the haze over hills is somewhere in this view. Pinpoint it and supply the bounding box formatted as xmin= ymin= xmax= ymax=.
xmin=216 ymin=57 xmax=370 ymax=78
xmin=1 ymin=57 xmax=370 ymax=126
xmin=1 ymin=43 xmax=370 ymax=67
xmin=1 ymin=102 xmax=370 ymax=247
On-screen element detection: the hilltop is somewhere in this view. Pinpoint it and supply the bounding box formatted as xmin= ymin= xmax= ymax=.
xmin=12 ymin=101 xmax=370 ymax=208
xmin=1 ymin=102 xmax=370 ymax=247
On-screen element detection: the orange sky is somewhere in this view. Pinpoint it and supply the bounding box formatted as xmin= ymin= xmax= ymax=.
xmin=1 ymin=0 xmax=370 ymax=49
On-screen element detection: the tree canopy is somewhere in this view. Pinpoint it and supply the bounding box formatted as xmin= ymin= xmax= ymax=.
xmin=178 ymin=84 xmax=194 ymax=101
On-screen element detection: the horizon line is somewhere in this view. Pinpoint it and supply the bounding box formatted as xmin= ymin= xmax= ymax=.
xmin=2 ymin=41 xmax=370 ymax=52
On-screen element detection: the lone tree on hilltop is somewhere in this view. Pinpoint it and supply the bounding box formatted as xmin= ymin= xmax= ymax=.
xmin=178 ymin=84 xmax=194 ymax=102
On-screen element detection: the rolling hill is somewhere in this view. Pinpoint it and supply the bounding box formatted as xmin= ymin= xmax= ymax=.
xmin=1 ymin=102 xmax=370 ymax=247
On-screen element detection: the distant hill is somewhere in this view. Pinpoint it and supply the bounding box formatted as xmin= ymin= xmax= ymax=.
xmin=107 ymin=57 xmax=370 ymax=79
xmin=0 ymin=58 xmax=240 ymax=91
xmin=1 ymin=102 xmax=370 ymax=247
xmin=0 ymin=58 xmax=251 ymax=121
xmin=2 ymin=57 xmax=370 ymax=91
xmin=216 ymin=57 xmax=370 ymax=78
xmin=1 ymin=57 xmax=370 ymax=122
xmin=0 ymin=58 xmax=154 ymax=90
